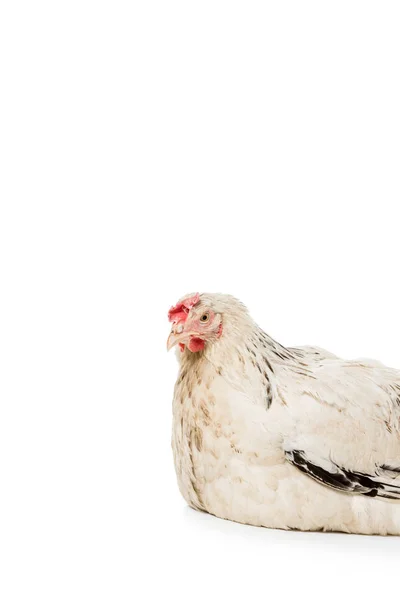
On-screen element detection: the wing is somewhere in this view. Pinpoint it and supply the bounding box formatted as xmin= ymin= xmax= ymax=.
xmin=285 ymin=449 xmax=400 ymax=499
xmin=281 ymin=358 xmax=400 ymax=500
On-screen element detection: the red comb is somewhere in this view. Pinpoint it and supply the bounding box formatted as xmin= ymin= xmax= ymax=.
xmin=168 ymin=292 xmax=200 ymax=323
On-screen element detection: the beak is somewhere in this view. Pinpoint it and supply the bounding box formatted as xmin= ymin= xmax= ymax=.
xmin=167 ymin=323 xmax=198 ymax=351
xmin=167 ymin=327 xmax=193 ymax=351
xmin=167 ymin=331 xmax=182 ymax=351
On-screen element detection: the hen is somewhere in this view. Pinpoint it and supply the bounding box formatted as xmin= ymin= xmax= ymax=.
xmin=167 ymin=292 xmax=400 ymax=535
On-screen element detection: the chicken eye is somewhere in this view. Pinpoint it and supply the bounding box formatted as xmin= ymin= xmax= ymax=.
xmin=200 ymin=313 xmax=209 ymax=323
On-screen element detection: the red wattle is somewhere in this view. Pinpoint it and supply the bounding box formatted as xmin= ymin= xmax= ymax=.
xmin=188 ymin=337 xmax=205 ymax=352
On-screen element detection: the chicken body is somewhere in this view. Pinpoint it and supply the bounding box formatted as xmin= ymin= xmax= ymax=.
xmin=170 ymin=293 xmax=400 ymax=534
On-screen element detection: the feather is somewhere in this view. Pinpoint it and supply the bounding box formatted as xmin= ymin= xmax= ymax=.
xmin=285 ymin=449 xmax=400 ymax=499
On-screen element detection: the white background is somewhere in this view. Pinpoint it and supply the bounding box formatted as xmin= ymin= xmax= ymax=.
xmin=1 ymin=1 xmax=400 ymax=598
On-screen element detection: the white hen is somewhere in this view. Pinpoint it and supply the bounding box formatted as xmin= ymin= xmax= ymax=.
xmin=167 ymin=292 xmax=400 ymax=535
